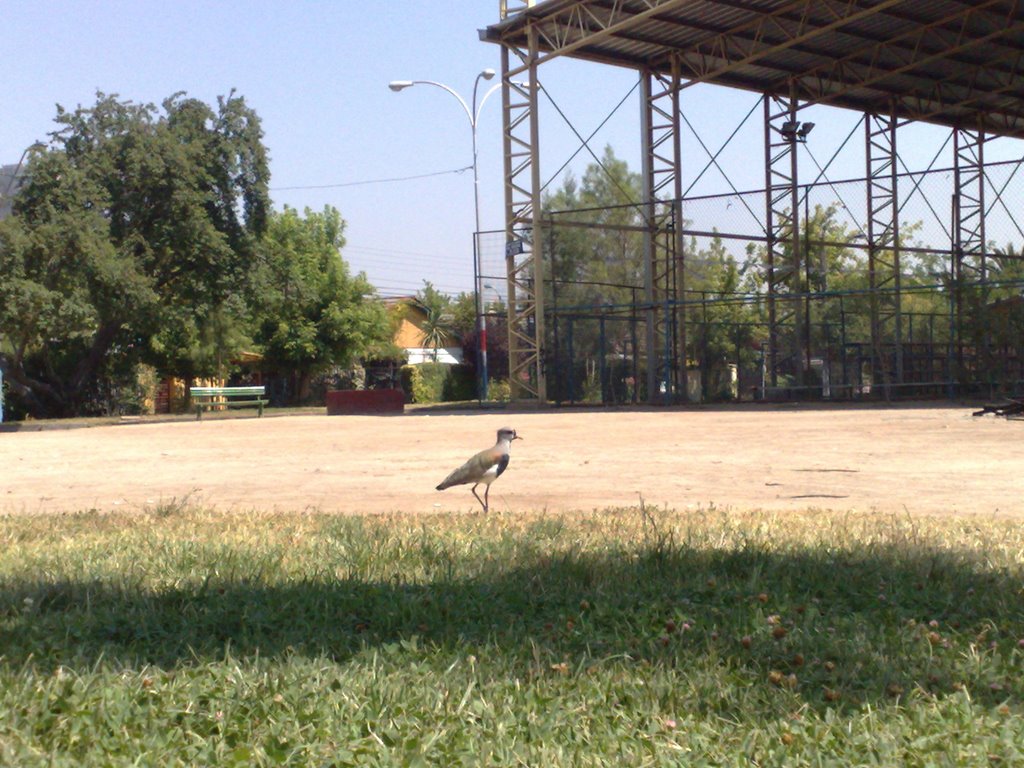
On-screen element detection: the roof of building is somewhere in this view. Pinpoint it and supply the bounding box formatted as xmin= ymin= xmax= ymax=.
xmin=482 ymin=0 xmax=1024 ymax=138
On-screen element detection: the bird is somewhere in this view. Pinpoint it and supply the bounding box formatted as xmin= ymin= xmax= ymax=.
xmin=436 ymin=427 xmax=522 ymax=513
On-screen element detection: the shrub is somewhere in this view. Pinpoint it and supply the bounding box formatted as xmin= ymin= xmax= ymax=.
xmin=489 ymin=379 xmax=511 ymax=402
xmin=442 ymin=364 xmax=476 ymax=402
xmin=400 ymin=363 xmax=443 ymax=403
xmin=399 ymin=363 xmax=481 ymax=404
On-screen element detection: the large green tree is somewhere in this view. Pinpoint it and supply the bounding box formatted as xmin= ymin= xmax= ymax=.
xmin=543 ymin=147 xmax=645 ymax=401
xmin=251 ymin=205 xmax=390 ymax=401
xmin=0 ymin=91 xmax=270 ymax=417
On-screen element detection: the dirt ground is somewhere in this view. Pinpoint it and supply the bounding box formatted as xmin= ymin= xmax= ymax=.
xmin=1 ymin=404 xmax=1020 ymax=517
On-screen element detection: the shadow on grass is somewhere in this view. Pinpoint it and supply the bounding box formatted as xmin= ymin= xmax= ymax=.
xmin=0 ymin=518 xmax=1021 ymax=719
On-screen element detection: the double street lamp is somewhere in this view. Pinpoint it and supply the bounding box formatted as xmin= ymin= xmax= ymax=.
xmin=1 ymin=141 xmax=45 ymax=217
xmin=389 ymin=68 xmax=505 ymax=402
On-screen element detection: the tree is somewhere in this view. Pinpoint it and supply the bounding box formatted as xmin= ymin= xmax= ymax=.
xmin=415 ymin=281 xmax=455 ymax=361
xmin=250 ymin=205 xmax=390 ymax=401
xmin=542 ymin=147 xmax=645 ymax=401
xmin=0 ymin=91 xmax=270 ymax=417
xmin=686 ymin=234 xmax=759 ymax=397
xmin=449 ymin=291 xmax=478 ymax=340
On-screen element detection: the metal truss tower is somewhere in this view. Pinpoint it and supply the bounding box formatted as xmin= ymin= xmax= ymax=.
xmin=499 ymin=9 xmax=546 ymax=402
xmin=641 ymin=63 xmax=685 ymax=403
xmin=763 ymin=91 xmax=804 ymax=388
xmin=953 ymin=126 xmax=989 ymax=380
xmin=865 ymin=110 xmax=903 ymax=393
xmin=953 ymin=127 xmax=988 ymax=284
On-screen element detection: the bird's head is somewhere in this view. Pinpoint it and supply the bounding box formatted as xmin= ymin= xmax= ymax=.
xmin=497 ymin=427 xmax=522 ymax=442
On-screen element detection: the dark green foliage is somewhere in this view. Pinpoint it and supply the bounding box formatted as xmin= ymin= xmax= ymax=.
xmin=441 ymin=363 xmax=476 ymax=402
xmin=400 ymin=362 xmax=473 ymax=403
xmin=404 ymin=363 xmax=447 ymax=403
xmin=249 ymin=206 xmax=390 ymax=404
xmin=415 ymin=281 xmax=456 ymax=362
xmin=0 ymin=91 xmax=270 ymax=418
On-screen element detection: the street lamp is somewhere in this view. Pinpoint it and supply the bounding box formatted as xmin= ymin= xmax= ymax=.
xmin=482 ymin=283 xmax=503 ymax=305
xmin=389 ymin=68 xmax=503 ymax=402
xmin=1 ymin=141 xmax=46 ymax=217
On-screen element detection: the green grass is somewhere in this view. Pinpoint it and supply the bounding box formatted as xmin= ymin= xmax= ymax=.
xmin=0 ymin=504 xmax=1022 ymax=766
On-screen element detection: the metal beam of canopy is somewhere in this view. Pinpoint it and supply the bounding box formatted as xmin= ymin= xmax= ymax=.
xmin=484 ymin=0 xmax=1024 ymax=402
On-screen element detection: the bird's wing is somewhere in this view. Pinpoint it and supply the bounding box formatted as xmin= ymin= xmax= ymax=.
xmin=436 ymin=447 xmax=502 ymax=490
xmin=494 ymin=452 xmax=511 ymax=478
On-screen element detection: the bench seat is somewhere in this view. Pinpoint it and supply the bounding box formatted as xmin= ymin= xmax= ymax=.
xmin=190 ymin=386 xmax=268 ymax=420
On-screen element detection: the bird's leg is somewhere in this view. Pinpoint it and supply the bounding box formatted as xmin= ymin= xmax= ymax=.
xmin=484 ymin=484 xmax=491 ymax=514
xmin=471 ymin=484 xmax=486 ymax=514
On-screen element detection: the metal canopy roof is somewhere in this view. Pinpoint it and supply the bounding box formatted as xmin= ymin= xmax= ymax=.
xmin=482 ymin=0 xmax=1024 ymax=138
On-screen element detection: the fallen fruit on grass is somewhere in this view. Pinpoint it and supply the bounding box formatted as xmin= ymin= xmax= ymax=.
xmin=741 ymin=635 xmax=753 ymax=649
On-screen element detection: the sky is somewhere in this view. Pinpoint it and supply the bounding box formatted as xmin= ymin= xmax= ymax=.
xmin=5 ymin=1 xmax=1024 ymax=299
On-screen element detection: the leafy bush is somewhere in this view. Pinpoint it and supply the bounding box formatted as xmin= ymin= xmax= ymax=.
xmin=442 ymin=364 xmax=476 ymax=402
xmin=400 ymin=363 xmax=442 ymax=403
xmin=488 ymin=379 xmax=511 ymax=402
xmin=399 ymin=363 xmax=478 ymax=403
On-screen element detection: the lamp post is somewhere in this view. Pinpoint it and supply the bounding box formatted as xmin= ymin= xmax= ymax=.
xmin=1 ymin=141 xmax=45 ymax=218
xmin=389 ymin=69 xmax=503 ymax=402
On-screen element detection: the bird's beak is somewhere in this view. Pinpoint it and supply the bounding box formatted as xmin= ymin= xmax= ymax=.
xmin=514 ymin=434 xmax=524 ymax=440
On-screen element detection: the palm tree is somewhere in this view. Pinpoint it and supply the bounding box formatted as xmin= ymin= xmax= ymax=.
xmin=416 ymin=281 xmax=455 ymax=361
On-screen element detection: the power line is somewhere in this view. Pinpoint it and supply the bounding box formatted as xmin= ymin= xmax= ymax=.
xmin=271 ymin=165 xmax=472 ymax=191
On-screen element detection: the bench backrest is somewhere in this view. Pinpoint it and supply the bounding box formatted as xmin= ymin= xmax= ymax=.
xmin=190 ymin=386 xmax=265 ymax=397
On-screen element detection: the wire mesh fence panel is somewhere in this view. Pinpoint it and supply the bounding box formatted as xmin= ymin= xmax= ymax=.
xmin=477 ymin=159 xmax=1024 ymax=404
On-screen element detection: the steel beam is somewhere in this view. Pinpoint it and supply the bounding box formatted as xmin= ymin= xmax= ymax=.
xmin=954 ymin=127 xmax=988 ymax=284
xmin=512 ymin=0 xmax=691 ymax=70
xmin=789 ymin=4 xmax=1024 ymax=111
xmin=865 ymin=109 xmax=902 ymax=395
xmin=763 ymin=90 xmax=804 ymax=389
xmin=501 ymin=31 xmax=546 ymax=401
xmin=676 ymin=0 xmax=907 ymax=89
xmin=641 ymin=62 xmax=685 ymax=403
xmin=499 ymin=0 xmax=534 ymax=19
xmin=952 ymin=125 xmax=990 ymax=387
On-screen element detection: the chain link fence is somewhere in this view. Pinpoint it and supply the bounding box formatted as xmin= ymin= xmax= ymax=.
xmin=476 ymin=159 xmax=1024 ymax=404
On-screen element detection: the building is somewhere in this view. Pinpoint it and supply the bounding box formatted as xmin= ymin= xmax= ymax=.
xmin=385 ymin=297 xmax=464 ymax=366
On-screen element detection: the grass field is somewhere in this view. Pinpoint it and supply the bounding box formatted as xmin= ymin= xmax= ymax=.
xmin=1 ymin=503 xmax=1022 ymax=766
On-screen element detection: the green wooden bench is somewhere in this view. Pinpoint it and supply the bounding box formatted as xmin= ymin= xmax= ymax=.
xmin=190 ymin=386 xmax=268 ymax=420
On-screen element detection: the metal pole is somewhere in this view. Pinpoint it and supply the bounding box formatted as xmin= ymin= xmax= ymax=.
xmin=389 ymin=72 xmax=503 ymax=402
xmin=471 ymin=78 xmax=490 ymax=402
